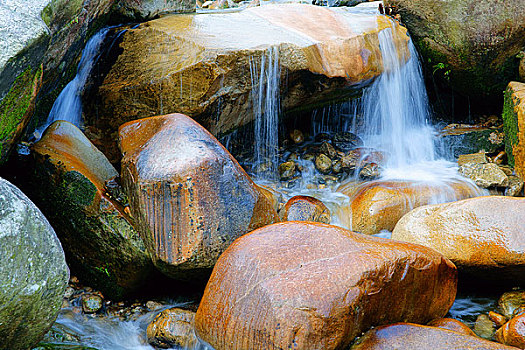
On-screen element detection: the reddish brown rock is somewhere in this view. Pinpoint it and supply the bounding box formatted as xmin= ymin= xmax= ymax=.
xmin=337 ymin=179 xmax=481 ymax=235
xmin=427 ymin=318 xmax=476 ymax=336
xmin=392 ymin=196 xmax=525 ymax=280
xmin=31 ymin=121 xmax=151 ymax=299
xmin=496 ymin=313 xmax=525 ymax=349
xmin=351 ymin=323 xmax=519 ymax=349
xmin=489 ymin=311 xmax=507 ymax=328
xmin=195 ymin=222 xmax=457 ymax=350
xmin=280 ymin=195 xmax=330 ymax=223
xmin=119 ymin=114 xmax=279 ymax=279
xmin=147 ymin=308 xmax=197 ymax=349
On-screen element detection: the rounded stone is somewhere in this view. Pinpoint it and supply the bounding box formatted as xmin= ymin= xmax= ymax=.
xmin=280 ymin=195 xmax=330 ymax=223
xmin=0 ymin=177 xmax=69 ymax=350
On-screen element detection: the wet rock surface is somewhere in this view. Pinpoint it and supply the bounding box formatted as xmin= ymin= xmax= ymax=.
xmin=496 ymin=313 xmax=525 ymax=349
xmin=427 ymin=318 xmax=476 ymax=336
xmin=195 ymin=221 xmax=457 ymax=350
xmin=338 ymin=179 xmax=480 ymax=235
xmin=119 ymin=113 xmax=279 ymax=279
xmin=392 ymin=196 xmax=525 ymax=281
xmin=147 ymin=307 xmax=197 ymax=349
xmin=504 ymin=82 xmax=525 ymax=181
xmin=280 ymin=195 xmax=330 ymax=223
xmin=0 ymin=177 xmax=69 ymax=350
xmin=30 ymin=121 xmax=152 ymax=299
xmin=350 ymin=323 xmax=519 ymax=350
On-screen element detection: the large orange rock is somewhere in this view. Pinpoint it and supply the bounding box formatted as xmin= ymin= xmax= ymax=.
xmin=195 ymin=222 xmax=457 ymax=350
xmin=119 ymin=113 xmax=279 ymax=279
xmin=337 ymin=179 xmax=481 ymax=235
xmin=30 ymin=121 xmax=152 ymax=299
xmin=86 ymin=4 xmax=410 ymax=161
xmin=427 ymin=318 xmax=476 ymax=336
xmin=350 ymin=323 xmax=519 ymax=349
xmin=495 ymin=313 xmax=525 ymax=349
xmin=392 ymin=196 xmax=525 ymax=281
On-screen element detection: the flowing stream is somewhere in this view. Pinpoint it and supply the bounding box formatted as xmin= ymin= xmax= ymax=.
xmin=36 ymin=6 xmax=492 ymax=350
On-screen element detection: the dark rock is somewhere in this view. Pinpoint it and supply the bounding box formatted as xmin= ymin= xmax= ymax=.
xmin=280 ymin=195 xmax=330 ymax=223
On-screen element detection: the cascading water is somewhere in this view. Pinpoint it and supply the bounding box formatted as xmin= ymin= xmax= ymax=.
xmin=250 ymin=47 xmax=280 ymax=180
xmin=36 ymin=28 xmax=109 ymax=137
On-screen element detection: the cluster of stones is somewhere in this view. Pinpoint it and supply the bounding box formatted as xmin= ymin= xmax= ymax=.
xmin=276 ymin=129 xmax=383 ymax=187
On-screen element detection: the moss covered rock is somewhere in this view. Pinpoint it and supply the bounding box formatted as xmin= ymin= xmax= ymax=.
xmin=0 ymin=177 xmax=69 ymax=350
xmin=383 ymin=0 xmax=525 ymax=100
xmin=0 ymin=65 xmax=42 ymax=164
xmin=503 ymin=82 xmax=525 ymax=179
xmin=30 ymin=121 xmax=152 ymax=299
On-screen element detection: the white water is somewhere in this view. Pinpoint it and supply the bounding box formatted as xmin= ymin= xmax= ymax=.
xmin=250 ymin=47 xmax=281 ymax=179
xmin=36 ymin=28 xmax=109 ymax=137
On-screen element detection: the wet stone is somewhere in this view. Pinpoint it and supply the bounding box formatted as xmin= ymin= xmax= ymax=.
xmin=279 ymin=161 xmax=297 ymax=180
xmin=505 ymin=175 xmax=524 ymax=197
xmin=315 ymin=153 xmax=332 ymax=174
xmin=359 ymin=162 xmax=381 ymax=179
xmin=147 ymin=308 xmax=197 ymax=349
xmin=333 ymin=132 xmax=363 ymax=151
xmin=474 ymin=314 xmax=496 ymax=340
xmin=499 ymin=291 xmax=525 ymax=319
xmin=489 ymin=311 xmax=507 ymax=328
xmin=319 ymin=142 xmax=337 ymax=159
xmin=81 ymin=294 xmax=103 ymax=314
xmin=290 ymin=129 xmax=304 ymax=144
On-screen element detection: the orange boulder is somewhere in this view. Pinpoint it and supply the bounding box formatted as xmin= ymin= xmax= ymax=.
xmin=351 ymin=323 xmax=519 ymax=349
xmin=280 ymin=195 xmax=330 ymax=223
xmin=119 ymin=114 xmax=279 ymax=279
xmin=195 ymin=221 xmax=457 ymax=350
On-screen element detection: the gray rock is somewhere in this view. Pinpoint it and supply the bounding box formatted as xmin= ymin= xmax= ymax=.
xmin=459 ymin=162 xmax=509 ymax=188
xmin=0 ymin=177 xmax=69 ymax=350
xmin=506 ymin=175 xmax=524 ymax=197
xmin=112 ymin=0 xmax=195 ymax=21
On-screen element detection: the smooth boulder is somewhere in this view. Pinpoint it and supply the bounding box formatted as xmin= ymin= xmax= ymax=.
xmin=147 ymin=308 xmax=197 ymax=348
xmin=350 ymin=323 xmax=519 ymax=350
xmin=88 ymin=4 xmax=410 ymax=160
xmin=337 ymin=179 xmax=481 ymax=235
xmin=31 ymin=121 xmax=152 ymax=299
xmin=0 ymin=177 xmax=69 ymax=350
xmin=392 ymin=196 xmax=525 ymax=281
xmin=195 ymin=221 xmax=457 ymax=350
xmin=119 ymin=113 xmax=279 ymax=279
xmin=495 ymin=313 xmax=525 ymax=349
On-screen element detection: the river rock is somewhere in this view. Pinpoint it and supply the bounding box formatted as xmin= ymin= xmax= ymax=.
xmin=489 ymin=311 xmax=507 ymax=328
xmin=119 ymin=114 xmax=279 ymax=279
xmin=503 ymin=82 xmax=525 ymax=179
xmin=350 ymin=323 xmax=519 ymax=350
xmin=338 ymin=179 xmax=480 ymax=235
xmin=506 ymin=176 xmax=524 ymax=197
xmin=499 ymin=291 xmax=525 ymax=320
xmin=88 ymin=4 xmax=410 ymax=161
xmin=0 ymin=177 xmax=69 ymax=350
xmin=195 ymin=221 xmax=457 ymax=350
xmin=383 ymin=0 xmax=525 ymax=100
xmin=496 ymin=313 xmax=525 ymax=349
xmin=31 ymin=121 xmax=152 ymax=299
xmin=315 ymin=153 xmax=332 ymax=174
xmin=427 ymin=318 xmax=476 ymax=337
xmin=474 ymin=314 xmax=496 ymax=340
xmin=147 ymin=308 xmax=197 ymax=349
xmin=81 ymin=293 xmax=103 ymax=314
xmin=279 ymin=161 xmax=296 ymax=180
xmin=280 ymin=195 xmax=330 ymax=223
xmin=392 ymin=196 xmax=525 ymax=281
xmin=459 ymin=162 xmax=509 ymax=188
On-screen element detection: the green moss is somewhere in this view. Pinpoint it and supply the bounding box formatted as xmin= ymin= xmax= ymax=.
xmin=0 ymin=65 xmax=42 ymax=163
xmin=41 ymin=0 xmax=84 ymax=29
xmin=502 ymin=87 xmax=519 ymax=167
xmin=61 ymin=171 xmax=97 ymax=207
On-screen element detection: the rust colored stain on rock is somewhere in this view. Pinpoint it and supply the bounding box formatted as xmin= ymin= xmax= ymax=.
xmin=337 ymin=179 xmax=480 ymax=235
xmin=351 ymin=323 xmax=519 ymax=349
xmin=195 ymin=221 xmax=457 ymax=350
xmin=392 ymin=196 xmax=525 ymax=280
xmin=119 ymin=113 xmax=279 ymax=278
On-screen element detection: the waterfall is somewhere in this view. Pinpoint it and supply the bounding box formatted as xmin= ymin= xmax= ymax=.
xmin=250 ymin=47 xmax=280 ymax=180
xmin=36 ymin=28 xmax=109 ymax=136
xmin=358 ymin=24 xmax=436 ymax=170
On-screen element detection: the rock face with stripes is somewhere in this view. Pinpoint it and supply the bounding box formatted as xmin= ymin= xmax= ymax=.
xmin=195 ymin=221 xmax=457 ymax=350
xmin=119 ymin=113 xmax=279 ymax=279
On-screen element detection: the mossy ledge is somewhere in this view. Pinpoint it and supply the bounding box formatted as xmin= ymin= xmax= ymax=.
xmin=0 ymin=65 xmax=43 ymax=164
xmin=502 ymin=87 xmax=519 ymax=167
